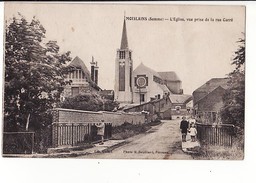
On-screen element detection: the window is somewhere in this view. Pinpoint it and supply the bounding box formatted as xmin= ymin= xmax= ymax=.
xmin=129 ymin=51 xmax=132 ymax=59
xmin=78 ymin=70 xmax=81 ymax=79
xmin=175 ymin=106 xmax=181 ymax=111
xmin=71 ymin=87 xmax=79 ymax=96
xmin=119 ymin=51 xmax=125 ymax=59
xmin=140 ymin=94 xmax=145 ymax=102
xmin=157 ymin=94 xmax=161 ymax=99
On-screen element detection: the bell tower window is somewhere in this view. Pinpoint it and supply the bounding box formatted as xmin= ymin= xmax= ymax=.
xmin=119 ymin=51 xmax=125 ymax=59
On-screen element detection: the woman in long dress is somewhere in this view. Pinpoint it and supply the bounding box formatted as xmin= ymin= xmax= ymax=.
xmin=95 ymin=120 xmax=105 ymax=145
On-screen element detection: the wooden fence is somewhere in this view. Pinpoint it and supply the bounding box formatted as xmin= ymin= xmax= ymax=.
xmin=52 ymin=122 xmax=112 ymax=148
xmin=196 ymin=123 xmax=235 ymax=147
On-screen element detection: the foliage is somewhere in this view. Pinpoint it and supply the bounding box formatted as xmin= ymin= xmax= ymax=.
xmin=60 ymin=93 xmax=119 ymax=112
xmin=111 ymin=122 xmax=151 ymax=140
xmin=220 ymin=37 xmax=245 ymax=135
xmin=4 ymin=14 xmax=72 ymax=131
xmin=192 ymin=145 xmax=244 ymax=160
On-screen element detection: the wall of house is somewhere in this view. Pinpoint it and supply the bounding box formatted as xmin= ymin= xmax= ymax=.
xmin=52 ymin=108 xmax=145 ymax=127
xmin=196 ymin=87 xmax=226 ymax=124
xmin=132 ymin=73 xmax=166 ymax=104
xmin=193 ymin=91 xmax=208 ymax=105
xmin=124 ymin=97 xmax=172 ymax=121
xmin=197 ymin=87 xmax=225 ymax=112
xmin=160 ymin=108 xmax=172 ymax=120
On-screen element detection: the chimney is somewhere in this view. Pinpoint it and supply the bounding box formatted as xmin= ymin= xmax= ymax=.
xmin=90 ymin=56 xmax=96 ymax=82
xmin=94 ymin=61 xmax=99 ymax=85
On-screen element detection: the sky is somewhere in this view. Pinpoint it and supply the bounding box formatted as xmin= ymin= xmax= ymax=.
xmin=4 ymin=3 xmax=245 ymax=94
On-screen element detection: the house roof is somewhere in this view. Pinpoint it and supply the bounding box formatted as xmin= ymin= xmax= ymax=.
xmin=123 ymin=97 xmax=171 ymax=111
xmin=194 ymin=78 xmax=230 ymax=93
xmin=194 ymin=86 xmax=226 ymax=106
xmin=169 ymin=94 xmax=192 ymax=104
xmin=68 ymin=56 xmax=101 ymax=91
xmin=68 ymin=56 xmax=91 ymax=81
xmin=158 ymin=71 xmax=181 ymax=81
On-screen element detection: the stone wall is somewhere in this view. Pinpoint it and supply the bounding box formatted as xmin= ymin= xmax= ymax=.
xmin=52 ymin=108 xmax=145 ymax=127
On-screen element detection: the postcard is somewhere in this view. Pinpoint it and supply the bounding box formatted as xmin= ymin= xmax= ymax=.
xmin=3 ymin=3 xmax=245 ymax=160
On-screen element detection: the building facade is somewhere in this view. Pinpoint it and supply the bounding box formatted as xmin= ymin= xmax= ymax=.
xmin=193 ymin=78 xmax=229 ymax=124
xmin=62 ymin=56 xmax=101 ymax=100
xmin=169 ymin=94 xmax=193 ymax=118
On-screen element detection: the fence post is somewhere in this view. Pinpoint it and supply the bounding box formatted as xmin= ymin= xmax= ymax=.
xmin=71 ymin=123 xmax=74 ymax=146
xmin=52 ymin=123 xmax=58 ymax=148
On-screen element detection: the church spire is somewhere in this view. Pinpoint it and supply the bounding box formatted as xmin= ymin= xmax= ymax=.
xmin=120 ymin=16 xmax=129 ymax=49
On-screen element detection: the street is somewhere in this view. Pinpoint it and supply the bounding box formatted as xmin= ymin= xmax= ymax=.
xmin=81 ymin=119 xmax=193 ymax=159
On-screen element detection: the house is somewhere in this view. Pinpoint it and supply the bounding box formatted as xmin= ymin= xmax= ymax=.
xmin=192 ymin=78 xmax=230 ymax=124
xmin=124 ymin=95 xmax=172 ymax=121
xmin=62 ymin=56 xmax=101 ymax=100
xmin=169 ymin=94 xmax=193 ymax=118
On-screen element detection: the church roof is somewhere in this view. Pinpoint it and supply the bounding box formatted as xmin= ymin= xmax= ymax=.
xmin=158 ymin=71 xmax=181 ymax=81
xmin=120 ymin=18 xmax=129 ymax=49
xmin=134 ymin=63 xmax=162 ymax=78
xmin=158 ymin=83 xmax=171 ymax=93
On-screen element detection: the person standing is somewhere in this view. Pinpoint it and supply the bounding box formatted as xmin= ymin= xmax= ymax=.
xmin=180 ymin=116 xmax=189 ymax=142
xmin=95 ymin=120 xmax=105 ymax=145
xmin=189 ymin=123 xmax=197 ymax=142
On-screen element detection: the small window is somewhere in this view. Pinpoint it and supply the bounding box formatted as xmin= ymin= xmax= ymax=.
xmin=175 ymin=106 xmax=181 ymax=111
xmin=140 ymin=94 xmax=145 ymax=102
xmin=71 ymin=87 xmax=79 ymax=96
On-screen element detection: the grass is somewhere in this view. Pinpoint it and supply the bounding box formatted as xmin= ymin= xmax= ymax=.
xmin=192 ymin=139 xmax=244 ymax=160
xmin=110 ymin=121 xmax=160 ymax=140
xmin=194 ymin=136 xmax=244 ymax=160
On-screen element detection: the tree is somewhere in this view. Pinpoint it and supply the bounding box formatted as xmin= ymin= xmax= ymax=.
xmin=60 ymin=93 xmax=119 ymax=112
xmin=4 ymin=14 xmax=72 ymax=131
xmin=220 ymin=36 xmax=245 ymax=135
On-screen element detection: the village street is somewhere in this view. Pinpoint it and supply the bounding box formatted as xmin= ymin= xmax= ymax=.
xmin=80 ymin=119 xmax=193 ymax=160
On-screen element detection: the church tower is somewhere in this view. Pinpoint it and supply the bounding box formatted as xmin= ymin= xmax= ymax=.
xmin=114 ymin=17 xmax=133 ymax=103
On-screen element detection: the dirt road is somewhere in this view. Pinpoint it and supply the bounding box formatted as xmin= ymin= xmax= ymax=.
xmin=81 ymin=119 xmax=193 ymax=160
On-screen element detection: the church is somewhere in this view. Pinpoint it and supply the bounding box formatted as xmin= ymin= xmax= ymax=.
xmin=114 ymin=18 xmax=184 ymax=105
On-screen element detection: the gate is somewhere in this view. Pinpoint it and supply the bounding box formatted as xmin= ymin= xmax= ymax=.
xmin=196 ymin=123 xmax=235 ymax=147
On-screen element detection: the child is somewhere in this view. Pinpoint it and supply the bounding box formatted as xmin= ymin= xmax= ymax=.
xmin=189 ymin=123 xmax=197 ymax=142
xmin=180 ymin=116 xmax=189 ymax=142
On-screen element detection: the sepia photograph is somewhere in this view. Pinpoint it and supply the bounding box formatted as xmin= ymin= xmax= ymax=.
xmin=2 ymin=3 xmax=245 ymax=160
